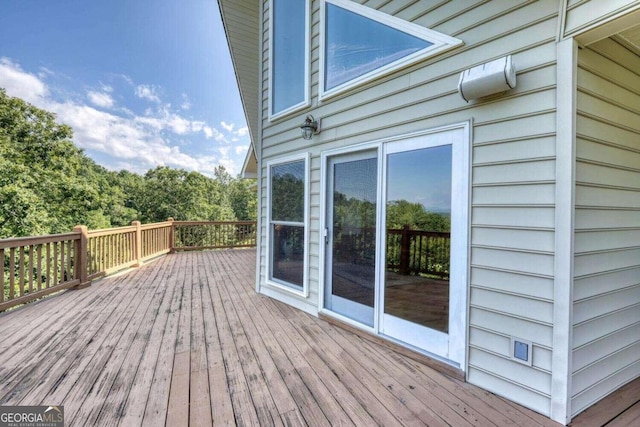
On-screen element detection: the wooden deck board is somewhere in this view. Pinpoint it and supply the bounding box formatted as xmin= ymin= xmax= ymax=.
xmin=141 ymin=253 xmax=187 ymax=427
xmin=218 ymin=253 xmax=332 ymax=427
xmin=68 ymin=256 xmax=170 ymax=426
xmin=3 ymin=249 xmax=634 ymax=426
xmin=118 ymin=255 xmax=180 ymax=427
xmin=0 ymin=269 xmax=145 ymax=405
xmin=571 ymin=377 xmax=640 ymax=426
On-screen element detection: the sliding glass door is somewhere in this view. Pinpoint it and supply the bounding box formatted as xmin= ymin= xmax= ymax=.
xmin=322 ymin=124 xmax=469 ymax=367
xmin=324 ymin=150 xmax=378 ymax=326
xmin=380 ymin=139 xmax=453 ymax=356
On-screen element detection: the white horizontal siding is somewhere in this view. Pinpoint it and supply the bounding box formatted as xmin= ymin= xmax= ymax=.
xmin=467 ymin=367 xmax=552 ymax=416
xmin=471 ymin=268 xmax=554 ymax=300
xmin=572 ymin=37 xmax=640 ymax=417
xmin=472 ymin=227 xmax=555 ymax=252
xmin=258 ymin=0 xmax=561 ymax=416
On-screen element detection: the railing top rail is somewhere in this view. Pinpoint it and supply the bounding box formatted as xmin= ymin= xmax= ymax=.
xmin=174 ymin=220 xmax=256 ymax=226
xmin=140 ymin=221 xmax=174 ymax=231
xmin=387 ymin=229 xmax=451 ymax=237
xmin=87 ymin=226 xmax=137 ymax=238
xmin=0 ymin=232 xmax=81 ymax=249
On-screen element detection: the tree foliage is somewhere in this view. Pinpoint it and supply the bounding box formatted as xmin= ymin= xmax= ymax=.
xmin=0 ymin=89 xmax=256 ymax=238
xmin=386 ymin=199 xmax=450 ymax=232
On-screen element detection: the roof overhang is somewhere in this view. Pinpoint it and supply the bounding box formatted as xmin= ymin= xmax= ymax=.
xmin=217 ymin=0 xmax=260 ymax=178
xmin=241 ymin=146 xmax=258 ymax=179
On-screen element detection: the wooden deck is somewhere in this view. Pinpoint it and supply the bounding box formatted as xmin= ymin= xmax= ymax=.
xmin=0 ymin=249 xmax=633 ymax=426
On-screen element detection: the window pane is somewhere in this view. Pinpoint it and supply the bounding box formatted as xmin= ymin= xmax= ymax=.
xmin=385 ymin=145 xmax=452 ymax=333
xmin=272 ymin=0 xmax=306 ymax=114
xmin=271 ymin=224 xmax=304 ymax=287
xmin=271 ymin=160 xmax=305 ymax=222
xmin=325 ymin=3 xmax=432 ymax=90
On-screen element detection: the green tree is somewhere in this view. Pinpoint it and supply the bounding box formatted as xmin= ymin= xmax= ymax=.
xmin=229 ymin=177 xmax=257 ymax=221
xmin=136 ymin=166 xmax=239 ymax=223
xmin=0 ymin=89 xmax=257 ymax=238
xmin=386 ymin=200 xmax=450 ymax=232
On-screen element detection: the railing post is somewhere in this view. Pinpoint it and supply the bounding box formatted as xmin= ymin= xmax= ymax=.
xmin=132 ymin=221 xmax=142 ymax=267
xmin=168 ymin=217 xmax=175 ymax=253
xmin=399 ymin=224 xmax=411 ymax=275
xmin=73 ymin=225 xmax=90 ymax=289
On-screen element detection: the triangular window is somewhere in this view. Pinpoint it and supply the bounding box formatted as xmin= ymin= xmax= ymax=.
xmin=321 ymin=0 xmax=462 ymax=98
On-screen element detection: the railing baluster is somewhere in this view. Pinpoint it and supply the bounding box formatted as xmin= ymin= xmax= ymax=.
xmin=9 ymin=248 xmax=15 ymax=300
xmin=67 ymin=240 xmax=72 ymax=281
xmin=45 ymin=243 xmax=51 ymax=289
xmin=109 ymin=234 xmax=112 ymax=270
xmin=61 ymin=240 xmax=66 ymax=284
xmin=36 ymin=245 xmax=42 ymax=291
xmin=27 ymin=245 xmax=33 ymax=294
xmin=1 ymin=248 xmax=5 ymax=303
xmin=101 ymin=236 xmax=106 ymax=272
xmin=54 ymin=242 xmax=59 ymax=285
xmin=19 ymin=246 xmax=25 ymax=297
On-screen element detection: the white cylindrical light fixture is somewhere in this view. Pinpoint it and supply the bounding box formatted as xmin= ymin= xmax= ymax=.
xmin=458 ymin=55 xmax=516 ymax=102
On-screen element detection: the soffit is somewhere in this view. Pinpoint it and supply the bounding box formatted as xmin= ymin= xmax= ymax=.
xmin=217 ymin=0 xmax=260 ymax=157
xmin=617 ymin=24 xmax=640 ymax=54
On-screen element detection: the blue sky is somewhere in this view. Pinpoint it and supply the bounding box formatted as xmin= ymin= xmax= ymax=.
xmin=0 ymin=0 xmax=249 ymax=176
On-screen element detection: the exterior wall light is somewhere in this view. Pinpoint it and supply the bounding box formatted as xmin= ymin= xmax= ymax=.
xmin=300 ymin=115 xmax=320 ymax=140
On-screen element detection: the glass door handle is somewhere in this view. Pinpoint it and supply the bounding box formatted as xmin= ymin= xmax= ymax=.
xmin=323 ymin=228 xmax=329 ymax=244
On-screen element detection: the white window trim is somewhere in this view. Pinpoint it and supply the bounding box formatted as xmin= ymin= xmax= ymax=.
xmin=319 ymin=0 xmax=463 ymax=100
xmin=268 ymin=0 xmax=311 ymax=121
xmin=265 ymin=153 xmax=310 ymax=298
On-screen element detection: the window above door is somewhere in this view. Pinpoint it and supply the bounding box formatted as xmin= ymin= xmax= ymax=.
xmin=268 ymin=0 xmax=462 ymax=119
xmin=319 ymin=0 xmax=463 ymax=99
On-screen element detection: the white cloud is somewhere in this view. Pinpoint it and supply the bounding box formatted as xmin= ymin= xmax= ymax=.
xmin=87 ymin=90 xmax=115 ymax=108
xmin=181 ymin=93 xmax=191 ymax=110
xmin=135 ymin=84 xmax=161 ymax=103
xmin=235 ymin=126 xmax=249 ymax=137
xmin=220 ymin=121 xmax=234 ymax=132
xmin=0 ymin=58 xmax=242 ymax=175
xmin=0 ymin=57 xmax=49 ymax=104
xmin=202 ymin=125 xmax=227 ymax=142
xmin=235 ymin=145 xmax=249 ymax=155
xmin=38 ymin=66 xmax=55 ymax=79
xmin=135 ymin=108 xmax=213 ymax=138
xmin=117 ymin=73 xmax=134 ymax=86
xmin=99 ymin=82 xmax=113 ymax=93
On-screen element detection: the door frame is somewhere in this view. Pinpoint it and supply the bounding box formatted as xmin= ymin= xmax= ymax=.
xmin=324 ymin=148 xmax=380 ymax=327
xmin=318 ymin=122 xmax=471 ymax=369
xmin=319 ymin=140 xmax=383 ymax=333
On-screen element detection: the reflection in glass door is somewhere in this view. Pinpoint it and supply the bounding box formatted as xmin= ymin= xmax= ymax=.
xmin=381 ymin=140 xmax=454 ymax=357
xmin=384 ymin=144 xmax=451 ymax=325
xmin=325 ymin=151 xmax=377 ymax=326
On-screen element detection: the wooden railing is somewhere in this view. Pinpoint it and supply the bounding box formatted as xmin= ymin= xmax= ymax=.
xmin=386 ymin=226 xmax=451 ymax=279
xmin=174 ymin=221 xmax=256 ymax=251
xmin=1 ymin=220 xmax=256 ymax=311
xmin=335 ymin=225 xmax=451 ymax=279
xmin=0 ymin=232 xmax=83 ymax=312
xmin=83 ymin=221 xmax=174 ymax=281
